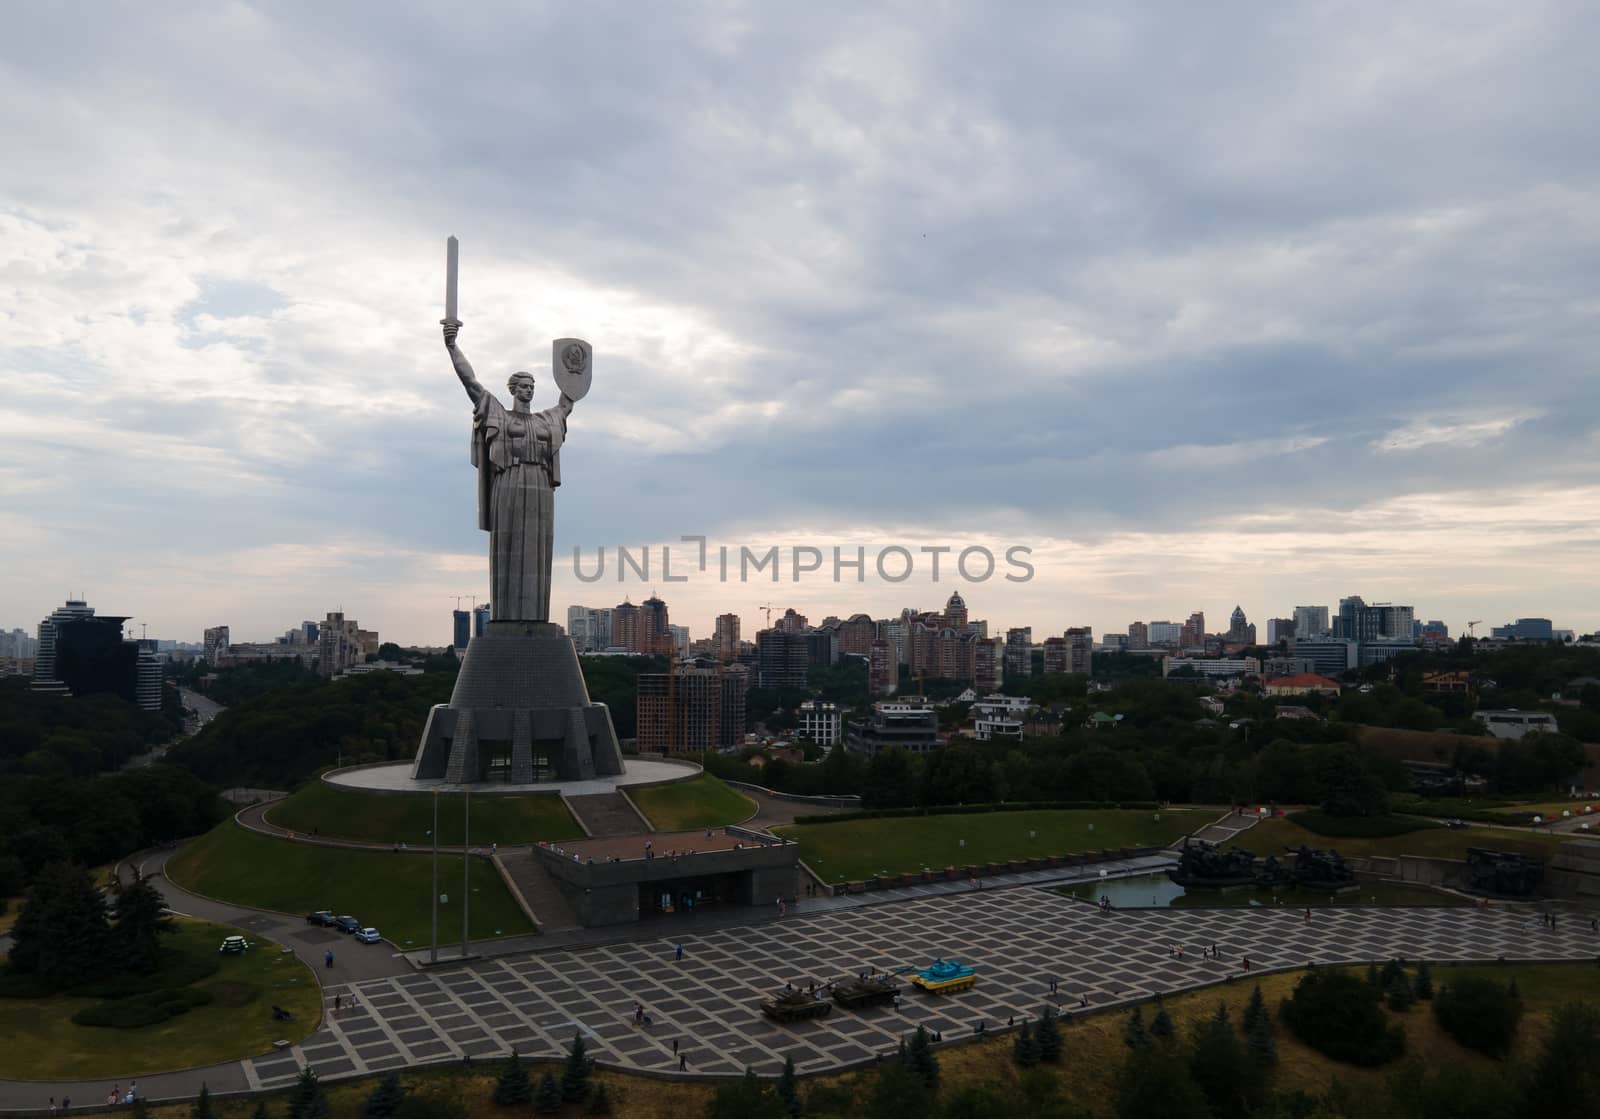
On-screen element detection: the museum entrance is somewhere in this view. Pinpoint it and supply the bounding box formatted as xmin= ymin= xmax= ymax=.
xmin=639 ymin=869 xmax=747 ymax=916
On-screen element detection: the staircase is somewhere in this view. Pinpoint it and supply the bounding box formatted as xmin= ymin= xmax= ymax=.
xmin=567 ymin=792 xmax=649 ymax=837
xmin=501 ymin=851 xmax=582 ymax=933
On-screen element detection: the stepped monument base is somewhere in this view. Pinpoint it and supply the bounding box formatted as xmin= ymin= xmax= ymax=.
xmin=412 ymin=622 xmax=624 ymax=784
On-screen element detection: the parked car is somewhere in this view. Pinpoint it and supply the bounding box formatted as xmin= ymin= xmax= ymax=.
xmin=219 ymin=935 xmax=250 ymax=954
xmin=306 ymin=910 xmax=336 ymax=927
xmin=334 ymin=915 xmax=361 ymax=934
xmin=355 ymin=927 xmax=382 ymax=944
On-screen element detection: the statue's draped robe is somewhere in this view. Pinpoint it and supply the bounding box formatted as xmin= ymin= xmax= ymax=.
xmin=471 ymin=393 xmax=566 ymax=622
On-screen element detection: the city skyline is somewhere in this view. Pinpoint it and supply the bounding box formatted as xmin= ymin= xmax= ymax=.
xmin=5 ymin=6 xmax=1600 ymax=645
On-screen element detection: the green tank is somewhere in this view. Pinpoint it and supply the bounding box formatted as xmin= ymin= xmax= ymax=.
xmin=832 ymin=975 xmax=901 ymax=1010
xmin=760 ymin=988 xmax=833 ymax=1022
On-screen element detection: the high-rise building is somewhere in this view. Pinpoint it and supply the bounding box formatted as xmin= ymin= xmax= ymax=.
xmin=641 ymin=595 xmax=670 ymax=654
xmin=1420 ymin=619 xmax=1450 ymax=643
xmin=1293 ymin=606 xmax=1330 ymax=639
xmin=1264 ymin=617 xmax=1297 ymax=644
xmin=776 ymin=608 xmax=808 ymax=634
xmin=756 ymin=628 xmax=809 ymax=689
xmin=611 ymin=599 xmax=641 ymax=653
xmin=1491 ymin=618 xmax=1554 ymax=641
xmin=943 ymin=591 xmax=968 ymax=632
xmin=317 ymin=611 xmax=371 ymax=678
xmin=565 ymin=605 xmax=615 ymax=653
xmin=1003 ymin=627 xmax=1032 ymax=680
xmin=33 ymin=600 xmax=158 ymax=710
xmin=1148 ymin=621 xmax=1181 ymax=646
xmin=1289 ymin=637 xmax=1358 ymax=678
xmin=1180 ymin=612 xmax=1206 ymax=649
xmin=832 ymin=614 xmax=878 ymax=657
xmin=203 ymin=625 xmax=230 ymax=664
xmin=473 ymin=603 xmax=491 ymax=636
xmin=714 ymin=613 xmax=741 ymax=661
xmin=974 ymin=637 xmax=1000 ymax=691
xmin=1066 ymin=627 xmax=1093 ymax=675
xmin=804 ymin=629 xmax=837 ymax=668
xmin=667 ymin=624 xmax=690 ymax=656
xmin=452 ymin=610 xmax=471 ymax=651
xmin=846 ymin=700 xmax=940 ymax=756
xmin=1127 ymin=621 xmax=1149 ymax=648
xmin=869 ymin=638 xmax=897 ymax=696
xmin=1042 ymin=636 xmax=1068 ymax=673
xmin=1226 ymin=607 xmax=1255 ymax=646
xmin=636 ymin=667 xmax=744 ymax=754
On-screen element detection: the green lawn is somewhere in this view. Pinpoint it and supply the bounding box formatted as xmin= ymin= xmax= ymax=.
xmin=773 ymin=808 xmax=1213 ymax=883
xmin=168 ymin=821 xmax=536 ymax=945
xmin=266 ymin=780 xmax=584 ymax=845
xmin=0 ymin=918 xmax=318 ymax=1080
xmin=628 ymin=774 xmax=755 ymax=831
xmin=1237 ymin=812 xmax=1574 ymax=861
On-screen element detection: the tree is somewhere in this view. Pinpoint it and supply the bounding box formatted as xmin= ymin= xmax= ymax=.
xmin=1189 ymin=1005 xmax=1266 ymax=1114
xmin=1414 ymin=960 xmax=1434 ymax=1000
xmin=562 ymin=1032 xmax=593 ymax=1103
xmin=8 ymin=861 xmax=112 ymax=989
xmin=492 ymin=1050 xmax=531 ymax=1106
xmin=192 ymin=1084 xmax=216 ymax=1119
xmin=1432 ymin=975 xmax=1522 ymax=1057
xmin=705 ymin=1069 xmax=784 ymax=1119
xmin=252 ymin=1101 xmax=271 ymax=1119
xmin=906 ymin=1025 xmax=940 ymax=1092
xmin=112 ymin=871 xmax=174 ymax=973
xmin=1387 ymin=1058 xmax=1522 ymax=1119
xmin=586 ymin=1082 xmax=613 ymax=1116
xmin=1036 ymin=1007 xmax=1064 ymax=1064
xmin=865 ymin=1061 xmax=934 ymax=1119
xmin=1280 ymin=969 xmax=1405 ymax=1066
xmin=863 ymin=746 xmax=918 ymax=809
xmin=1013 ymin=1021 xmax=1041 ymax=1067
xmin=1523 ymin=1002 xmax=1600 ymax=1117
xmin=1123 ymin=1005 xmax=1149 ymax=1049
xmin=534 ymin=1072 xmax=562 ymax=1116
xmin=775 ymin=1054 xmax=800 ymax=1117
xmin=1242 ymin=984 xmax=1267 ymax=1033
xmin=1385 ymin=969 xmax=1416 ymax=1011
xmin=288 ymin=1068 xmax=329 ymax=1119
xmin=1150 ymin=1002 xmax=1176 ymax=1044
xmin=1246 ymin=1007 xmax=1278 ymax=1066
xmin=364 ymin=1073 xmax=406 ymax=1119
xmin=1115 ymin=1045 xmax=1210 ymax=1119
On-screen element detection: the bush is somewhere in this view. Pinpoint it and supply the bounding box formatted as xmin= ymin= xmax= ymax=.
xmin=0 ymin=969 xmax=56 ymax=999
xmin=69 ymin=949 xmax=218 ymax=997
xmin=791 ymin=800 xmax=1162 ymax=825
xmin=71 ymin=986 xmax=212 ymax=1028
xmin=1432 ymin=974 xmax=1522 ymax=1057
xmin=1290 ymin=812 xmax=1440 ymax=838
xmin=1280 ymin=969 xmax=1405 ymax=1066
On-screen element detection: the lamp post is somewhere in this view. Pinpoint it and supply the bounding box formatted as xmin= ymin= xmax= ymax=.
xmin=430 ymin=790 xmax=439 ymax=964
xmin=461 ymin=788 xmax=471 ymax=961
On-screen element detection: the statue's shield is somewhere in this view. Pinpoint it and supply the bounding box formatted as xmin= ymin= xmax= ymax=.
xmin=552 ymin=338 xmax=592 ymax=401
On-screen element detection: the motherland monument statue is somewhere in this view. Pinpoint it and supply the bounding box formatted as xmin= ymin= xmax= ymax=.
xmin=412 ymin=236 xmax=624 ymax=784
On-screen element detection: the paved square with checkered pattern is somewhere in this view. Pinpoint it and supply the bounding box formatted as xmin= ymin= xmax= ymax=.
xmin=251 ymin=887 xmax=1597 ymax=1088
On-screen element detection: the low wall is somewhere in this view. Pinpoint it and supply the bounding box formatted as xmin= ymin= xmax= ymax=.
xmin=825 ymin=844 xmax=1163 ymax=896
xmin=723 ymin=779 xmax=862 ymax=809
xmin=533 ymin=838 xmax=800 ymax=925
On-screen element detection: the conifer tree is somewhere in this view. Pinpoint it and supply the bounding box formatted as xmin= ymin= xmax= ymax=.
xmin=1124 ymin=1004 xmax=1150 ymax=1049
xmin=776 ymin=1054 xmax=800 ymax=1117
xmin=562 ymin=1032 xmax=593 ymax=1103
xmin=585 ymin=1082 xmax=613 ymax=1116
xmin=1013 ymin=1021 xmax=1040 ymax=1067
xmin=287 ymin=1068 xmax=328 ymax=1119
xmin=906 ymin=1026 xmax=940 ymax=1092
xmin=1151 ymin=1001 xmax=1176 ymax=1043
xmin=534 ymin=1072 xmax=562 ymax=1115
xmin=1247 ymin=1005 xmax=1279 ymax=1065
xmin=191 ymin=1084 xmax=215 ymax=1119
xmin=1415 ymin=960 xmax=1434 ymax=1000
xmin=1036 ymin=1007 xmax=1063 ymax=1064
xmin=493 ymin=1050 xmax=532 ymax=1107
xmin=1242 ymin=984 xmax=1267 ymax=1033
xmin=363 ymin=1072 xmax=405 ymax=1119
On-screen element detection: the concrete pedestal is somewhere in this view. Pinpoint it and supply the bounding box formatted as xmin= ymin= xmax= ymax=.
xmin=412 ymin=622 xmax=623 ymax=783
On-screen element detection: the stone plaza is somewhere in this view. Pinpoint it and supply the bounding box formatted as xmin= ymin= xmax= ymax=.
xmin=246 ymin=877 xmax=1600 ymax=1089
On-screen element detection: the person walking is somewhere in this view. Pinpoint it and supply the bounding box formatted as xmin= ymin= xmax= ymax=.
xmin=675 ymin=943 xmax=684 ymax=961
xmin=48 ymin=1097 xmax=56 ymax=1114
xmin=335 ymin=993 xmax=342 ymax=1012
xmin=325 ymin=949 xmax=334 ymax=969
xmin=679 ymin=1053 xmax=687 ymax=1071
xmin=61 ymin=1098 xmax=70 ymax=1112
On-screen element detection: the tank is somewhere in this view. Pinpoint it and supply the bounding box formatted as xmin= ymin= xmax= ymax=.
xmin=761 ymin=988 xmax=833 ymax=1022
xmin=908 ymin=958 xmax=976 ymax=994
xmin=832 ymin=975 xmax=901 ymax=1010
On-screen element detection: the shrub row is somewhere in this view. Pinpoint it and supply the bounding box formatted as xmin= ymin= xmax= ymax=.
xmin=791 ymin=801 xmax=1163 ymax=826
xmin=72 ymin=986 xmax=213 ymax=1029
xmin=1290 ymin=811 xmax=1442 ymax=838
xmin=0 ymin=969 xmax=55 ymax=999
xmin=69 ymin=952 xmax=219 ymax=999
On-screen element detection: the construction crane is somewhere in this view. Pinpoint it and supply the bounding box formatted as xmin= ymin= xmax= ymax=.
xmin=758 ymin=603 xmax=777 ymax=628
xmin=1467 ymin=620 xmax=1483 ymax=638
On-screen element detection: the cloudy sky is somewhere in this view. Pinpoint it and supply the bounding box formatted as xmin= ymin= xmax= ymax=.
xmin=3 ymin=2 xmax=1598 ymax=647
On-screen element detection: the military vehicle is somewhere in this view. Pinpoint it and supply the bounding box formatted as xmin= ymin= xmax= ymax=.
xmin=832 ymin=974 xmax=901 ymax=1010
xmin=760 ymin=987 xmax=833 ymax=1022
xmin=909 ymin=958 xmax=976 ymax=994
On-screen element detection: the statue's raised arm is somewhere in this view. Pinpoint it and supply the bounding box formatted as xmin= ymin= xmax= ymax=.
xmin=443 ymin=321 xmax=486 ymax=408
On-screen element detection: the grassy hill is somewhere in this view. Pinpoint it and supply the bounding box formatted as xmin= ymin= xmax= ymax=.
xmin=265 ymin=780 xmax=584 ymax=845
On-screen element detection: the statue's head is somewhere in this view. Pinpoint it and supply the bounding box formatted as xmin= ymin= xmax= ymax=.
xmin=507 ymin=371 xmax=536 ymax=404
